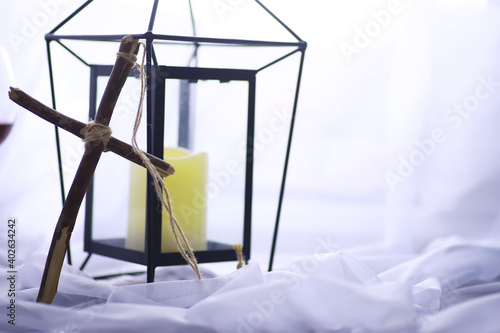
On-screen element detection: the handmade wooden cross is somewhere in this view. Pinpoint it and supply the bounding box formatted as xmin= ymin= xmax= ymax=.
xmin=8 ymin=36 xmax=176 ymax=304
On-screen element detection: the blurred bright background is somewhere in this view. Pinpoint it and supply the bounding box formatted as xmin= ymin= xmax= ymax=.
xmin=1 ymin=0 xmax=500 ymax=277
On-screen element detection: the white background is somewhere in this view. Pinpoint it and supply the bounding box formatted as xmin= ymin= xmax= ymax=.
xmin=1 ymin=0 xmax=499 ymax=277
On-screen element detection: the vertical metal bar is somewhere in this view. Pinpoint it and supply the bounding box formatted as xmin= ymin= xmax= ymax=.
xmin=147 ymin=265 xmax=155 ymax=283
xmin=145 ymin=34 xmax=158 ymax=283
xmin=46 ymin=39 xmax=72 ymax=266
xmin=243 ymin=76 xmax=256 ymax=262
xmin=179 ymin=0 xmax=198 ymax=150
xmin=151 ymin=45 xmax=159 ymax=68
xmin=84 ymin=65 xmax=98 ymax=258
xmin=154 ymin=67 xmax=166 ymax=261
xmin=178 ymin=80 xmax=191 ymax=149
xmin=268 ymin=47 xmax=306 ymax=272
xmin=46 ymin=41 xmax=65 ymax=210
xmin=88 ymin=67 xmax=98 ymax=119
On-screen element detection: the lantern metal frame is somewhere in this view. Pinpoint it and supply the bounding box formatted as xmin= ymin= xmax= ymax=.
xmin=46 ymin=0 xmax=306 ymax=281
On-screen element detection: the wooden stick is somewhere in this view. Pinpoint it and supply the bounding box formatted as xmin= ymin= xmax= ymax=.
xmin=36 ymin=36 xmax=140 ymax=304
xmin=8 ymin=87 xmax=174 ymax=177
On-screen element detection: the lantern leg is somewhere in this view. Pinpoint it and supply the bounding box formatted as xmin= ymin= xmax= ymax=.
xmin=80 ymin=253 xmax=92 ymax=270
xmin=147 ymin=265 xmax=156 ymax=282
xmin=268 ymin=46 xmax=306 ymax=272
xmin=66 ymin=244 xmax=72 ymax=265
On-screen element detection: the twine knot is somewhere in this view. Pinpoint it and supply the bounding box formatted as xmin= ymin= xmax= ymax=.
xmin=116 ymin=51 xmax=138 ymax=66
xmin=81 ymin=121 xmax=112 ymax=151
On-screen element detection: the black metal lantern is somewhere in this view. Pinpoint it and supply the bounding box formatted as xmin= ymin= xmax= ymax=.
xmin=46 ymin=0 xmax=306 ymax=281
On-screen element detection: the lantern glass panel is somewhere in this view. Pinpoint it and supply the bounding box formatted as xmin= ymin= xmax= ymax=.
xmin=177 ymin=79 xmax=248 ymax=247
xmin=91 ymin=75 xmax=144 ymax=242
xmin=89 ymin=68 xmax=250 ymax=253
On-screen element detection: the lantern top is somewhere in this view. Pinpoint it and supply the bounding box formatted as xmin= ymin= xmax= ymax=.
xmin=46 ymin=0 xmax=306 ymax=70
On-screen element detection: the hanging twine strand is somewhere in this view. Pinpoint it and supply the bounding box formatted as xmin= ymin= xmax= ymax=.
xmin=81 ymin=121 xmax=113 ymax=151
xmin=234 ymin=244 xmax=244 ymax=269
xmin=79 ymin=119 xmax=171 ymax=176
xmin=118 ymin=43 xmax=202 ymax=280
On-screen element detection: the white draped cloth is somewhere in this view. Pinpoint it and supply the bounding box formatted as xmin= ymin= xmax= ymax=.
xmin=1 ymin=237 xmax=500 ymax=332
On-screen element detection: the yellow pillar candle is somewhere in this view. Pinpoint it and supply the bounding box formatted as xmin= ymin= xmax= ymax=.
xmin=126 ymin=147 xmax=208 ymax=253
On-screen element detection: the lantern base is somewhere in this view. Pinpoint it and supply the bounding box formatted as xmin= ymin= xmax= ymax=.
xmin=80 ymin=238 xmax=242 ymax=281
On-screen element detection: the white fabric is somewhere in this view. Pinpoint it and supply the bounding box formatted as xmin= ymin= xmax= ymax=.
xmin=1 ymin=238 xmax=500 ymax=332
